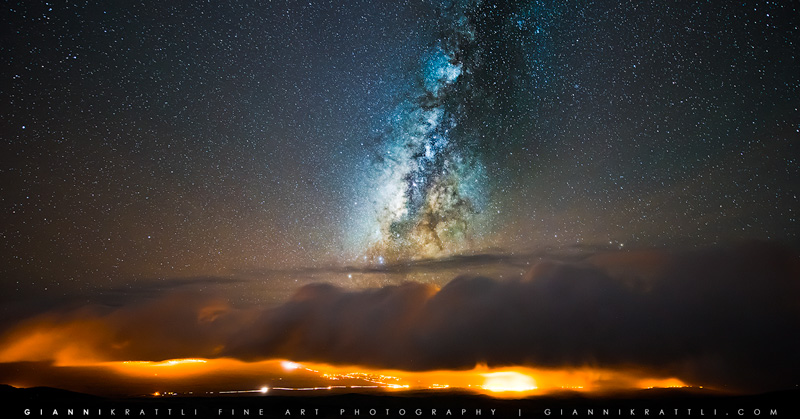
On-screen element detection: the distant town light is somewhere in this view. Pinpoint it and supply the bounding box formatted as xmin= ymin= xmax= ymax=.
xmin=281 ymin=361 xmax=302 ymax=371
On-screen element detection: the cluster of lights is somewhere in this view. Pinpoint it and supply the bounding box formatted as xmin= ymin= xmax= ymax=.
xmin=139 ymin=359 xmax=693 ymax=398
xmin=150 ymin=361 xmax=416 ymax=397
xmin=322 ymin=371 xmax=404 ymax=387
xmin=152 ymin=391 xmax=178 ymax=397
xmin=279 ymin=360 xmax=408 ymax=388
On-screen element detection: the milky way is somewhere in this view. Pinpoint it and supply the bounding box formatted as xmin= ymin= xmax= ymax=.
xmin=2 ymin=0 xmax=799 ymax=296
xmin=362 ymin=0 xmax=487 ymax=262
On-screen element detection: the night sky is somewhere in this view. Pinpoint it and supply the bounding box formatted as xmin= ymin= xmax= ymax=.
xmin=1 ymin=0 xmax=800 ymax=395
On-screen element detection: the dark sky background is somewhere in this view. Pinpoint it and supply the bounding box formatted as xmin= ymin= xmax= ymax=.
xmin=1 ymin=0 xmax=799 ymax=393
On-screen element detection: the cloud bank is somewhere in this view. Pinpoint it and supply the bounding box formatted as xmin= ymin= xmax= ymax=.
xmin=1 ymin=242 xmax=798 ymax=392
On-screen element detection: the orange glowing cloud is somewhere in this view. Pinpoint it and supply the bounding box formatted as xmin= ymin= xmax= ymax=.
xmin=0 ymin=292 xmax=246 ymax=365
xmin=0 ymin=315 xmax=114 ymax=365
xmin=0 ymin=242 xmax=797 ymax=394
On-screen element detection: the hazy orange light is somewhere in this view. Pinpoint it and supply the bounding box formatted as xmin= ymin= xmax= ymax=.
xmin=106 ymin=358 xmax=289 ymax=378
xmin=96 ymin=358 xmax=690 ymax=396
xmin=0 ymin=318 xmax=112 ymax=366
xmin=0 ymin=319 xmax=692 ymax=397
xmin=638 ymin=377 xmax=689 ymax=389
xmin=0 ymin=289 xmax=694 ymax=397
xmin=281 ymin=361 xmax=302 ymax=371
xmin=481 ymin=371 xmax=537 ymax=393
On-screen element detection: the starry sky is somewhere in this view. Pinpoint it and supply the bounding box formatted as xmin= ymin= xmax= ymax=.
xmin=1 ymin=0 xmax=800 ymax=394
xmin=1 ymin=0 xmax=799 ymax=322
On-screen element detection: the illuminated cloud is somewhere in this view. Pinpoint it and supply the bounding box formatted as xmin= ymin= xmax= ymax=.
xmin=228 ymin=241 xmax=800 ymax=392
xmin=0 ymin=292 xmax=246 ymax=365
xmin=1 ymin=242 xmax=797 ymax=393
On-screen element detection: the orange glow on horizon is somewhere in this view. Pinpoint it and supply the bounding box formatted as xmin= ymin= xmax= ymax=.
xmin=281 ymin=360 xmax=302 ymax=371
xmin=481 ymin=371 xmax=538 ymax=393
xmin=97 ymin=358 xmax=690 ymax=396
xmin=0 ymin=353 xmax=693 ymax=396
xmin=638 ymin=377 xmax=690 ymax=389
xmin=0 ymin=288 xmax=693 ymax=396
xmin=0 ymin=318 xmax=691 ymax=396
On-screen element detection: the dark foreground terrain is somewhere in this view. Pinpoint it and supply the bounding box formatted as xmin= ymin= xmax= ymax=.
xmin=1 ymin=385 xmax=797 ymax=418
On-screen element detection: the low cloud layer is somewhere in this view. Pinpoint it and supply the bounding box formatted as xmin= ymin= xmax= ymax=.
xmin=2 ymin=242 xmax=798 ymax=392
